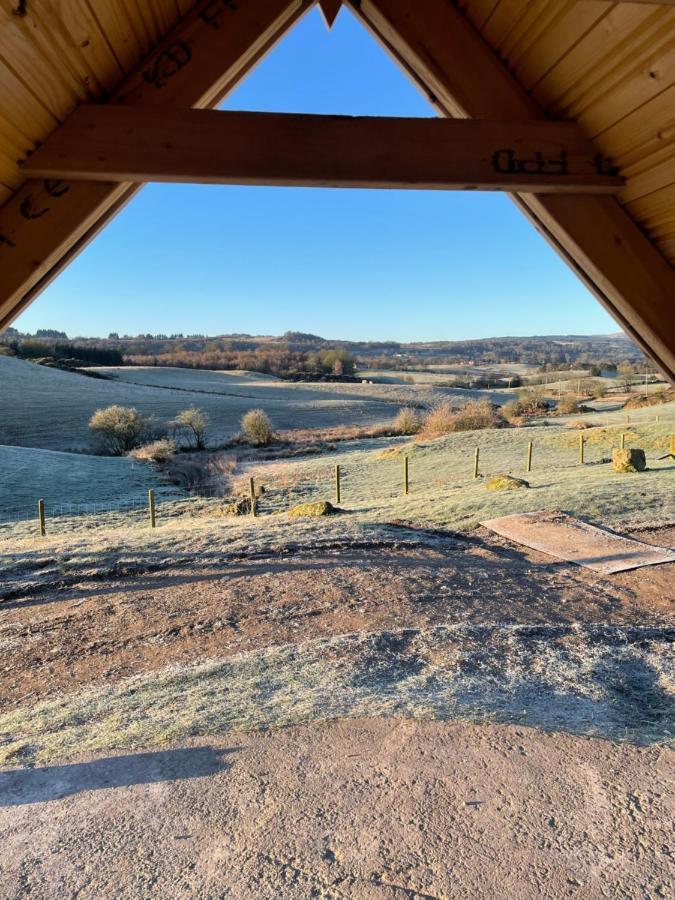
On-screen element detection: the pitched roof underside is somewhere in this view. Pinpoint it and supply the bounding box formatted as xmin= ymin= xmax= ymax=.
xmin=0 ymin=0 xmax=673 ymax=375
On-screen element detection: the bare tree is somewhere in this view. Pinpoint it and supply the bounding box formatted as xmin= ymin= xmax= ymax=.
xmin=173 ymin=406 xmax=208 ymax=450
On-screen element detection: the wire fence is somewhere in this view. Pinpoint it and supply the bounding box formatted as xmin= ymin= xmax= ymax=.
xmin=4 ymin=422 xmax=672 ymax=539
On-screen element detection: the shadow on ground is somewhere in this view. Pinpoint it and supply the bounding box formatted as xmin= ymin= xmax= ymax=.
xmin=0 ymin=746 xmax=236 ymax=806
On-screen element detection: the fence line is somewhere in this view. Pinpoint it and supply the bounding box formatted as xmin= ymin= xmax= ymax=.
xmin=2 ymin=428 xmax=673 ymax=537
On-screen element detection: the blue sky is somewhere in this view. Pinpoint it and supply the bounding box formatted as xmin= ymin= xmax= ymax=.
xmin=15 ymin=6 xmax=617 ymax=342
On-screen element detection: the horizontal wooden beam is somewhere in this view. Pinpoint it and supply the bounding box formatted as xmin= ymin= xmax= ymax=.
xmin=22 ymin=106 xmax=623 ymax=194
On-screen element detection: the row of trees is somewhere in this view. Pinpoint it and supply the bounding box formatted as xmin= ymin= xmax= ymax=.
xmin=126 ymin=345 xmax=356 ymax=378
xmin=2 ymin=338 xmax=124 ymax=366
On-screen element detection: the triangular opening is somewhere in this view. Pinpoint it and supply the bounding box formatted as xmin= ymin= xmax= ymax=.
xmin=14 ymin=6 xmax=615 ymax=340
xmin=219 ymin=5 xmax=434 ymax=117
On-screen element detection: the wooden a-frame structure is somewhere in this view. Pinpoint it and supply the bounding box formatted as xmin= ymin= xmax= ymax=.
xmin=0 ymin=0 xmax=673 ymax=380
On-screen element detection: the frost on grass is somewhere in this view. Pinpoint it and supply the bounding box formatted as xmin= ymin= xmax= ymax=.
xmin=1 ymin=625 xmax=672 ymax=765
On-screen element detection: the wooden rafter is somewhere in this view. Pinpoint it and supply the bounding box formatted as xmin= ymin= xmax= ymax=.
xmin=21 ymin=106 xmax=623 ymax=194
xmin=318 ymin=0 xmax=342 ymax=28
xmin=345 ymin=0 xmax=675 ymax=382
xmin=0 ymin=0 xmax=313 ymax=332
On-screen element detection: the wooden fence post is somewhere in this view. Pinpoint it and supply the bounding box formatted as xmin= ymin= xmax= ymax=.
xmin=473 ymin=447 xmax=479 ymax=479
xmin=249 ymin=477 xmax=257 ymax=517
xmin=620 ymin=433 xmax=626 ymax=450
xmin=526 ymin=441 xmax=533 ymax=473
xmin=335 ymin=464 xmax=341 ymax=504
xmin=148 ymin=489 xmax=156 ymax=528
xmin=403 ymin=456 xmax=409 ymax=496
xmin=579 ymin=434 xmax=585 ymax=465
xmin=37 ymin=498 xmax=46 ymax=536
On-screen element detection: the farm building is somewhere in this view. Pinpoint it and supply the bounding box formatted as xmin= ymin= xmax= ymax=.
xmin=0 ymin=0 xmax=673 ymax=383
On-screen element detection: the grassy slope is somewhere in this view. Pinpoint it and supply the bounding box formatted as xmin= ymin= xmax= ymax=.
xmin=0 ymin=445 xmax=181 ymax=520
xmin=2 ymin=402 xmax=673 ymax=543
xmin=0 ymin=358 xmax=403 ymax=452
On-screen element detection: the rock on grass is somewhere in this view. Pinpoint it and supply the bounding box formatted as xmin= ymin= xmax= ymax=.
xmin=485 ymin=474 xmax=530 ymax=491
xmin=612 ymin=449 xmax=647 ymax=473
xmin=288 ymin=500 xmax=340 ymax=518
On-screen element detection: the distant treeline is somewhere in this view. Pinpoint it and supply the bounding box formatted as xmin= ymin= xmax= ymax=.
xmin=126 ymin=346 xmax=356 ymax=378
xmin=1 ymin=326 xmax=646 ymax=376
xmin=2 ymin=338 xmax=123 ymax=366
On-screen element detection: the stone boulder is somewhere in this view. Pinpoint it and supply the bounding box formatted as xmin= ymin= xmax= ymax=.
xmin=612 ymin=449 xmax=646 ymax=473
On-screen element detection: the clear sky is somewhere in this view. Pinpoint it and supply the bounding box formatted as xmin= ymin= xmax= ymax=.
xmin=15 ymin=6 xmax=617 ymax=342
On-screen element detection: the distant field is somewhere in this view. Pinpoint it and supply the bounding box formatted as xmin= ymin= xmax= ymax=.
xmin=0 ymin=357 xmax=415 ymax=452
xmin=359 ymin=368 xmax=518 ymax=397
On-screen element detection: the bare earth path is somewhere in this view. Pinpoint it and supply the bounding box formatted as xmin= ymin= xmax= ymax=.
xmin=1 ymin=528 xmax=673 ymax=711
xmin=0 ymin=527 xmax=673 ymax=898
xmin=1 ymin=720 xmax=672 ymax=899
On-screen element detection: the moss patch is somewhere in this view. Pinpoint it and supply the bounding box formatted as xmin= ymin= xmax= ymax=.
xmin=612 ymin=449 xmax=647 ymax=473
xmin=288 ymin=500 xmax=339 ymax=518
xmin=486 ymin=475 xmax=530 ymax=492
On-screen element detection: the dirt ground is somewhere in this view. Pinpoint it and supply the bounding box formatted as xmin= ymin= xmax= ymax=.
xmin=1 ymin=719 xmax=672 ymax=899
xmin=1 ymin=526 xmax=673 ymax=898
xmin=0 ymin=527 xmax=672 ymax=712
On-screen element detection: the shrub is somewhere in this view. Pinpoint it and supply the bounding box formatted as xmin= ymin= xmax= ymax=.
xmin=241 ymin=408 xmax=274 ymax=446
xmin=89 ymin=405 xmax=149 ymax=455
xmin=393 ymin=406 xmax=421 ymax=435
xmin=172 ymin=406 xmax=208 ymax=449
xmin=450 ymin=399 xmax=506 ymax=431
xmin=419 ymin=400 xmax=457 ymax=437
xmin=557 ymin=396 xmax=581 ymax=415
xmin=129 ymin=439 xmax=176 ymax=463
xmin=419 ymin=399 xmax=505 ymax=437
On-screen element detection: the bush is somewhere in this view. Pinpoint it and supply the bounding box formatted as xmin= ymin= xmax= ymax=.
xmin=449 ymin=399 xmax=506 ymax=432
xmin=419 ymin=399 xmax=505 ymax=437
xmin=419 ymin=400 xmax=457 ymax=437
xmin=172 ymin=406 xmax=208 ymax=449
xmin=241 ymin=408 xmax=273 ymax=446
xmin=128 ymin=439 xmax=176 ymax=463
xmin=557 ymin=396 xmax=581 ymax=415
xmin=89 ymin=405 xmax=149 ymax=455
xmin=393 ymin=406 xmax=421 ymax=435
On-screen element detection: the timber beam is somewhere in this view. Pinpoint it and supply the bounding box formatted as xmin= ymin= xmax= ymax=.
xmin=22 ymin=106 xmax=623 ymax=194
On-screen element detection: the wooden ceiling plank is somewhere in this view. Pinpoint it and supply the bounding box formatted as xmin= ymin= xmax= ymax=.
xmin=532 ymin=6 xmax=657 ymax=110
xmin=594 ymin=85 xmax=675 ymax=167
xmin=82 ymin=0 xmax=147 ymax=74
xmin=21 ymin=106 xmax=624 ymax=194
xmin=552 ymin=12 xmax=673 ymax=124
xmin=0 ymin=7 xmax=92 ymax=119
xmin=576 ymin=36 xmax=675 ymax=137
xmin=348 ymin=0 xmax=675 ymax=381
xmin=459 ymin=1 xmax=500 ymax=32
xmin=0 ymin=0 xmax=312 ymax=331
xmin=513 ymin=2 xmax=614 ymax=92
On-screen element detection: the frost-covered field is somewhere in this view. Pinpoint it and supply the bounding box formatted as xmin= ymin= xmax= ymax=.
xmin=0 ymin=445 xmax=181 ymax=522
xmin=0 ymin=357 xmax=408 ymax=452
